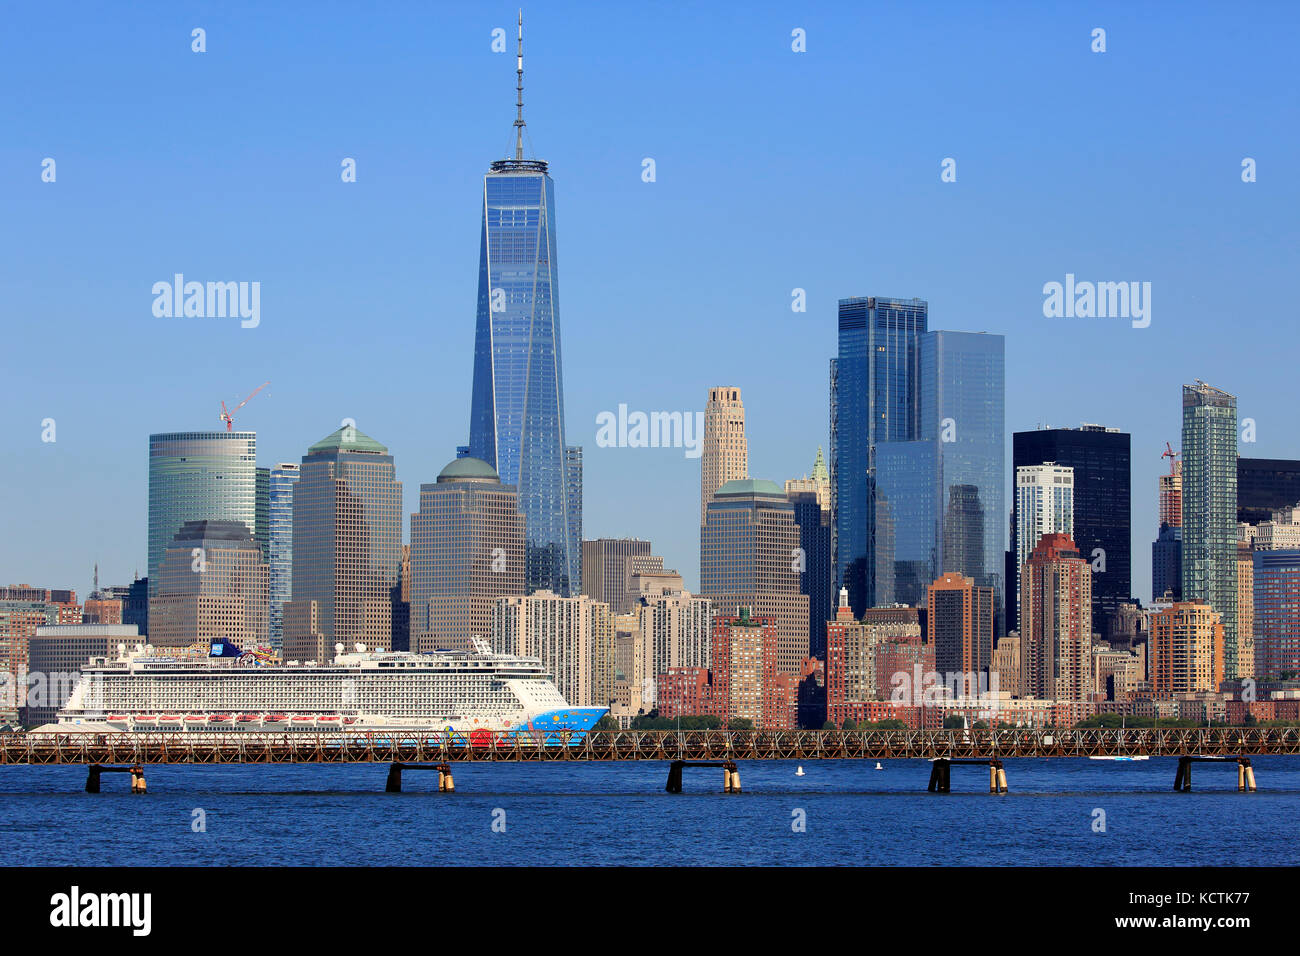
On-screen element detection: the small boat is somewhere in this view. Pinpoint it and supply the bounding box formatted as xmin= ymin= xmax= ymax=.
xmin=1089 ymin=755 xmax=1150 ymax=762
xmin=875 ymin=762 xmax=883 ymax=770
xmin=795 ymin=766 xmax=805 ymax=776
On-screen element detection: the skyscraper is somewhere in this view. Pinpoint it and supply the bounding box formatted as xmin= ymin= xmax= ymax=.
xmin=1020 ymin=534 xmax=1092 ymax=701
xmin=701 ymin=387 xmax=748 ymax=525
xmin=1150 ymin=601 xmax=1224 ymax=697
xmin=150 ymin=520 xmax=269 ymax=649
xmin=831 ymin=296 xmax=927 ymax=616
xmin=1011 ymin=426 xmax=1130 ymax=636
xmin=409 ymin=456 xmax=524 ymax=653
xmin=148 ymin=431 xmax=257 ymax=605
xmin=921 ymin=331 xmax=1005 ymax=628
xmin=1181 ymin=381 xmax=1238 ymax=680
xmin=283 ymin=425 xmax=403 ymax=662
xmin=581 ymin=538 xmax=652 ymax=615
xmin=1237 ymin=457 xmax=1300 ymax=525
xmin=1253 ymin=549 xmax=1300 ymax=680
xmin=786 ymin=451 xmax=834 ymax=661
xmin=466 ymin=16 xmax=580 ymax=596
xmin=926 ymin=572 xmax=994 ymax=689
xmin=1013 ymin=462 xmax=1075 ymax=631
xmin=266 ymin=462 xmax=299 ymax=652
xmin=491 ymin=590 xmax=612 ymax=707
xmin=700 ymin=478 xmax=810 ymax=675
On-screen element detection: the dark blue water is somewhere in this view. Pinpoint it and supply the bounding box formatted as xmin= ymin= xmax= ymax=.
xmin=3 ymin=758 xmax=1296 ymax=866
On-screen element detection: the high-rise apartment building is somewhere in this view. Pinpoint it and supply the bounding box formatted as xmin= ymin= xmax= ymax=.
xmin=409 ymin=456 xmax=524 ymax=654
xmin=150 ymin=520 xmax=269 ymax=649
xmin=1020 ymin=534 xmax=1092 ymax=701
xmin=700 ymin=387 xmax=748 ymax=525
xmin=491 ymin=590 xmax=613 ymax=707
xmin=1011 ymin=426 xmax=1130 ymax=636
xmin=634 ymin=572 xmax=712 ymax=690
xmin=1150 ymin=601 xmax=1224 ymax=697
xmin=266 ymin=462 xmax=299 ymax=651
xmin=927 ymin=572 xmax=994 ymax=690
xmin=1236 ymin=542 xmax=1255 ymax=679
xmin=1159 ymin=460 xmax=1182 ymax=529
xmin=700 ymin=478 xmax=810 ymax=675
xmin=710 ymin=608 xmax=785 ymax=729
xmin=1013 ymin=463 xmax=1075 ymax=632
xmin=283 ymin=425 xmax=402 ymax=662
xmin=148 ymin=431 xmax=257 ymax=605
xmin=831 ymin=296 xmax=928 ymax=616
xmin=466 ymin=24 xmax=580 ymax=596
xmin=1181 ymin=382 xmax=1238 ymax=679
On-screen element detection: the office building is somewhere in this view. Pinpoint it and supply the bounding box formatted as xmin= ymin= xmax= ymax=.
xmin=149 ymin=520 xmax=269 ymax=649
xmin=1238 ymin=458 xmax=1300 ymax=525
xmin=1012 ymin=426 xmax=1130 ymax=636
xmin=786 ymin=449 xmax=834 ymax=659
xmin=1013 ymin=463 xmax=1074 ymax=633
xmin=148 ymin=431 xmax=257 ymax=605
xmin=283 ymin=425 xmax=402 ymax=662
xmin=831 ymin=296 xmax=928 ymax=616
xmin=1253 ymin=549 xmax=1300 ymax=681
xmin=266 ymin=462 xmax=299 ymax=651
xmin=700 ymin=478 xmax=810 ymax=675
xmin=581 ymin=538 xmax=653 ymax=615
xmin=466 ymin=27 xmax=580 ymax=596
xmin=27 ymin=624 xmax=140 ymax=726
xmin=701 ymin=387 xmax=748 ymax=525
xmin=1153 ymin=524 xmax=1182 ymax=601
xmin=409 ymin=456 xmax=524 ymax=654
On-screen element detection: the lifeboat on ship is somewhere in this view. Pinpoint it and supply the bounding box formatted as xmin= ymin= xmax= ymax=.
xmin=133 ymin=715 xmax=158 ymax=729
xmin=184 ymin=714 xmax=207 ymax=727
xmin=317 ymin=715 xmax=342 ymax=728
xmin=237 ymin=713 xmax=261 ymax=723
xmin=158 ymin=713 xmax=184 ymax=728
xmin=263 ymin=713 xmax=288 ymax=727
xmin=290 ymin=715 xmax=315 ymax=726
xmin=208 ymin=713 xmax=234 ymax=726
xmin=105 ymin=714 xmax=130 ymax=729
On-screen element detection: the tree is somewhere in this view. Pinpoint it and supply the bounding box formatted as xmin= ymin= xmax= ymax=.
xmin=727 ymin=717 xmax=755 ymax=730
xmin=841 ymin=719 xmax=858 ymax=730
xmin=593 ymin=715 xmax=619 ymax=731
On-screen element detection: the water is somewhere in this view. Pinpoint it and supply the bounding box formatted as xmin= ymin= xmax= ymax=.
xmin=2 ymin=758 xmax=1297 ymax=866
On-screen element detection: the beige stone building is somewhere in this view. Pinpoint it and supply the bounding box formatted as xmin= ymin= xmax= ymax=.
xmin=150 ymin=520 xmax=269 ymax=650
xmin=700 ymin=386 xmax=747 ymax=525
xmin=491 ymin=590 xmax=613 ymax=707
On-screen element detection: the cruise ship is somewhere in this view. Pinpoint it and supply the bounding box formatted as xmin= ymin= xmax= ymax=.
xmin=34 ymin=638 xmax=606 ymax=738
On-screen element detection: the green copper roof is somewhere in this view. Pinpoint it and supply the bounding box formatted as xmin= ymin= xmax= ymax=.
xmin=716 ymin=478 xmax=784 ymax=497
xmin=812 ymin=446 xmax=828 ymax=483
xmin=307 ymin=425 xmax=388 ymax=455
xmin=437 ymin=456 xmax=500 ymax=481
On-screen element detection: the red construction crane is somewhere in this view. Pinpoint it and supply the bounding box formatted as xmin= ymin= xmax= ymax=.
xmin=220 ymin=381 xmax=270 ymax=432
xmin=1161 ymin=441 xmax=1180 ymax=475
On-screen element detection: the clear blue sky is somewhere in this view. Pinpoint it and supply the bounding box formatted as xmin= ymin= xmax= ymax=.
xmin=3 ymin=1 xmax=1297 ymax=605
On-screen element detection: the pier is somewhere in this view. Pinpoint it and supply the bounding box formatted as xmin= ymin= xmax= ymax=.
xmin=2 ymin=728 xmax=1295 ymax=793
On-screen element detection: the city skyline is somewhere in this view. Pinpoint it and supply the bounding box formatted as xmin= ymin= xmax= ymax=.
xmin=4 ymin=3 xmax=1299 ymax=608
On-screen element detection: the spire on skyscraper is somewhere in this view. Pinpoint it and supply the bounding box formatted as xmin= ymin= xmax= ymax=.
xmin=514 ymin=9 xmax=526 ymax=160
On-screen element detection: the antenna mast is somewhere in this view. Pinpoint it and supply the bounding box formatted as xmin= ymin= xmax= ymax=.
xmin=514 ymin=10 xmax=525 ymax=159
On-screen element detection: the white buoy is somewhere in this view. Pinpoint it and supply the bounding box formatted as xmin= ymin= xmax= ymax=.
xmin=875 ymin=762 xmax=883 ymax=770
xmin=795 ymin=766 xmax=805 ymax=776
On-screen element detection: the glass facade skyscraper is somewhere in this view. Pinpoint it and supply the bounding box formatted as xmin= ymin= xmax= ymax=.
xmin=1010 ymin=425 xmax=1131 ymax=636
xmin=147 ymin=431 xmax=257 ymax=605
xmin=830 ymin=296 xmax=927 ymax=615
xmin=922 ymin=331 xmax=1005 ymax=628
xmin=267 ymin=462 xmax=299 ymax=651
xmin=467 ymin=51 xmax=580 ymax=596
xmin=1181 ymin=382 xmax=1238 ymax=680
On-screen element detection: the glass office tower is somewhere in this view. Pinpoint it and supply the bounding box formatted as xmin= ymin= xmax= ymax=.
xmin=467 ymin=91 xmax=580 ymax=596
xmin=1182 ymin=382 xmax=1239 ymax=680
xmin=147 ymin=431 xmax=257 ymax=604
xmin=1011 ymin=424 xmax=1130 ymax=636
xmin=267 ymin=462 xmax=300 ymax=651
xmin=921 ymin=331 xmax=1005 ymax=629
xmin=830 ymin=297 xmax=927 ymax=615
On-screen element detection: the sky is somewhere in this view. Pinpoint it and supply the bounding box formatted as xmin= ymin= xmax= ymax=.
xmin=2 ymin=0 xmax=1298 ymax=605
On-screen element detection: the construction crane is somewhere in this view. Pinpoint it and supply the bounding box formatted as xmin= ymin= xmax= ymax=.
xmin=220 ymin=382 xmax=270 ymax=432
xmin=1161 ymin=441 xmax=1180 ymax=475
